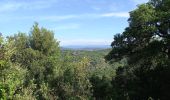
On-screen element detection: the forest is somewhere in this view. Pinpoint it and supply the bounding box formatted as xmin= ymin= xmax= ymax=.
xmin=0 ymin=0 xmax=170 ymax=99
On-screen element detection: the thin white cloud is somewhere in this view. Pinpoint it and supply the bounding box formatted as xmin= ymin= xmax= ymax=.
xmin=90 ymin=2 xmax=121 ymax=12
xmin=0 ymin=11 xmax=129 ymax=22
xmin=92 ymin=6 xmax=102 ymax=11
xmin=101 ymin=12 xmax=129 ymax=18
xmin=39 ymin=12 xmax=129 ymax=21
xmin=0 ymin=0 xmax=58 ymax=12
xmin=51 ymin=23 xmax=80 ymax=30
xmin=0 ymin=2 xmax=21 ymax=12
xmin=131 ymin=0 xmax=149 ymax=5
xmin=39 ymin=15 xmax=79 ymax=21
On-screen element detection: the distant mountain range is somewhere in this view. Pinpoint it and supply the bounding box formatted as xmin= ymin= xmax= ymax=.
xmin=61 ymin=45 xmax=111 ymax=51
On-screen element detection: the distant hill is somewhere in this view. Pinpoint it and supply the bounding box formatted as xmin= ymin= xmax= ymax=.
xmin=61 ymin=45 xmax=111 ymax=51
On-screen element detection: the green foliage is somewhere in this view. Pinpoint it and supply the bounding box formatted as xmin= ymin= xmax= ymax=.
xmin=0 ymin=23 xmax=62 ymax=99
xmin=1 ymin=0 xmax=170 ymax=99
xmin=0 ymin=38 xmax=26 ymax=100
xmin=1 ymin=23 xmax=115 ymax=99
xmin=50 ymin=55 xmax=92 ymax=100
xmin=106 ymin=0 xmax=170 ymax=99
xmin=30 ymin=22 xmax=60 ymax=56
xmin=89 ymin=58 xmax=124 ymax=100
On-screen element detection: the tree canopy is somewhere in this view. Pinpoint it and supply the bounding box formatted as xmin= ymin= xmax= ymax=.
xmin=0 ymin=0 xmax=170 ymax=99
xmin=106 ymin=0 xmax=170 ymax=99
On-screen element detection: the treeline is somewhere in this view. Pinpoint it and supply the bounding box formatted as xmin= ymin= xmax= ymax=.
xmin=105 ymin=0 xmax=170 ymax=99
xmin=0 ymin=0 xmax=170 ymax=99
xmin=0 ymin=23 xmax=117 ymax=99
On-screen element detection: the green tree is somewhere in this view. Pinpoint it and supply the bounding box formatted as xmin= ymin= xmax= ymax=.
xmin=106 ymin=0 xmax=170 ymax=99
xmin=9 ymin=23 xmax=61 ymax=99
xmin=30 ymin=22 xmax=60 ymax=56
xmin=50 ymin=55 xmax=92 ymax=100
xmin=0 ymin=37 xmax=26 ymax=99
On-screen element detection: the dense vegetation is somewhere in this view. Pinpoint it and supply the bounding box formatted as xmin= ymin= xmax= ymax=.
xmin=0 ymin=0 xmax=170 ymax=99
xmin=106 ymin=0 xmax=170 ymax=99
xmin=0 ymin=23 xmax=117 ymax=100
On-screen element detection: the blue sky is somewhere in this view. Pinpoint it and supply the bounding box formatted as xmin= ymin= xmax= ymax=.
xmin=0 ymin=0 xmax=148 ymax=46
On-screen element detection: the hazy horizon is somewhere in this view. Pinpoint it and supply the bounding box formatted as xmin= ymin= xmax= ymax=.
xmin=0 ymin=0 xmax=148 ymax=46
